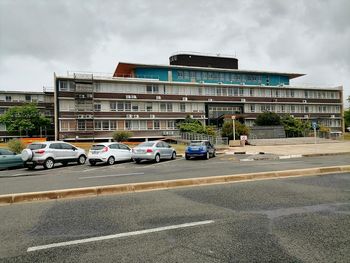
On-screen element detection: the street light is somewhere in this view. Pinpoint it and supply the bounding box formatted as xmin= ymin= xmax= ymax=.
xmin=231 ymin=115 xmax=236 ymax=141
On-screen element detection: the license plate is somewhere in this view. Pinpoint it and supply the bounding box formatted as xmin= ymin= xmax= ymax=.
xmin=26 ymin=162 xmax=33 ymax=164
xmin=92 ymin=151 xmax=99 ymax=154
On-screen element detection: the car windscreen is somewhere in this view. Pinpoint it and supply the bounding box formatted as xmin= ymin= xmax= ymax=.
xmin=28 ymin=144 xmax=46 ymax=150
xmin=137 ymin=142 xmax=155 ymax=147
xmin=189 ymin=142 xmax=204 ymax=146
xmin=91 ymin=145 xmax=105 ymax=150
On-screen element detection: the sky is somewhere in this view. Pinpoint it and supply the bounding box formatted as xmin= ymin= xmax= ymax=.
xmin=0 ymin=0 xmax=349 ymax=106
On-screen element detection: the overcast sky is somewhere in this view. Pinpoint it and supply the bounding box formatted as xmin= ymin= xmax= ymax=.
xmin=0 ymin=0 xmax=349 ymax=105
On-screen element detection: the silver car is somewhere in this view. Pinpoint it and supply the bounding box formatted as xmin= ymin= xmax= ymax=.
xmin=21 ymin=141 xmax=87 ymax=169
xmin=131 ymin=141 xmax=176 ymax=163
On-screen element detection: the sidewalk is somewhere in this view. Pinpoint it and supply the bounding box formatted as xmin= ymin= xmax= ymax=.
xmin=226 ymin=141 xmax=350 ymax=156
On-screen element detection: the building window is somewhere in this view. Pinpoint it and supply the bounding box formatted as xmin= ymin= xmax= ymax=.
xmin=125 ymin=120 xmax=131 ymax=130
xmin=250 ymin=105 xmax=255 ymax=113
xmin=249 ymin=89 xmax=254 ymax=97
xmin=102 ymin=121 xmax=110 ymax=130
xmin=167 ymin=120 xmax=175 ymax=129
xmin=146 ymin=103 xmax=152 ymax=112
xmin=239 ymin=88 xmax=244 ymax=96
xmin=154 ymin=120 xmax=160 ymax=130
xmin=77 ymin=120 xmax=86 ymax=131
xmin=110 ymin=102 xmax=116 ymax=111
xmin=160 ymin=103 xmax=166 ymax=112
xmin=140 ymin=121 xmax=147 ymax=130
xmin=5 ymin=96 xmax=11 ymax=102
xmin=146 ymin=85 xmax=159 ymax=94
xmin=291 ymin=105 xmax=295 ymax=113
xmin=167 ymin=103 xmax=173 ymax=112
xmin=94 ymin=101 xmax=101 ymax=112
xmin=177 ymin=71 xmax=184 ymax=80
xmin=184 ymin=71 xmax=189 ymax=79
xmin=180 ymin=103 xmax=186 ymax=112
xmin=110 ymin=121 xmax=116 ymax=130
xmin=95 ymin=121 xmax=102 ymax=130
xmin=291 ymin=90 xmax=295 ymax=98
xmin=117 ymin=102 xmax=124 ymax=111
xmin=132 ymin=104 xmax=139 ymax=111
xmin=125 ymin=102 xmax=131 ymax=111
xmin=59 ymin=81 xmax=69 ymax=91
xmin=25 ymin=95 xmax=31 ymax=101
xmin=0 ymin=108 xmax=6 ymax=114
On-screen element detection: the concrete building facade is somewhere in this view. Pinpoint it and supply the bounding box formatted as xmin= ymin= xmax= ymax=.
xmin=54 ymin=53 xmax=344 ymax=141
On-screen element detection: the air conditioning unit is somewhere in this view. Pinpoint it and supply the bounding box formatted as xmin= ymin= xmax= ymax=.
xmin=126 ymin=95 xmax=137 ymax=99
xmin=190 ymin=115 xmax=194 ymax=118
xmin=182 ymin=97 xmax=188 ymax=101
xmin=150 ymin=114 xmax=155 ymax=118
xmin=201 ymin=115 xmax=206 ymax=119
xmin=133 ymin=115 xmax=139 ymax=118
xmin=77 ymin=115 xmax=84 ymax=119
xmin=302 ymin=100 xmax=307 ymax=103
xmin=126 ymin=114 xmax=133 ymax=118
xmin=156 ymin=96 xmax=161 ymax=100
xmin=241 ymin=98 xmax=246 ymax=102
xmin=304 ymin=115 xmax=309 ymax=118
xmin=273 ymin=99 xmax=278 ymax=102
xmin=86 ymin=114 xmax=93 ymax=119
xmin=208 ymin=98 xmax=213 ymax=102
xmin=330 ymin=115 xmax=335 ymax=118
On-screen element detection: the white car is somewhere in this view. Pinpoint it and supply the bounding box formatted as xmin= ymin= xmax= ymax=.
xmin=88 ymin=142 xmax=132 ymax=166
xmin=21 ymin=141 xmax=87 ymax=170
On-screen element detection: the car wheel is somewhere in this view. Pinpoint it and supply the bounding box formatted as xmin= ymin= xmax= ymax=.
xmin=107 ymin=156 xmax=115 ymax=165
xmin=185 ymin=154 xmax=190 ymax=160
xmin=43 ymin=158 xmax=55 ymax=169
xmin=171 ymin=151 xmax=176 ymax=160
xmin=78 ymin=155 xmax=86 ymax=165
xmin=205 ymin=152 xmax=210 ymax=160
xmin=27 ymin=164 xmax=36 ymax=170
xmin=89 ymin=160 xmax=96 ymax=166
xmin=154 ymin=154 xmax=160 ymax=163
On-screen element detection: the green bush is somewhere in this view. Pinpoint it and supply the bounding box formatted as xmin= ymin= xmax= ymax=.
xmin=221 ymin=121 xmax=250 ymax=140
xmin=112 ymin=131 xmax=132 ymax=142
xmin=255 ymin=112 xmax=281 ymax=126
xmin=7 ymin=139 xmax=25 ymax=154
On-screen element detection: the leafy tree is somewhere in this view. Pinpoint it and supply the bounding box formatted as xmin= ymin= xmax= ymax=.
xmin=0 ymin=103 xmax=51 ymax=136
xmin=112 ymin=131 xmax=132 ymax=142
xmin=7 ymin=139 xmax=25 ymax=154
xmin=280 ymin=114 xmax=311 ymax=137
xmin=177 ymin=116 xmax=216 ymax=135
xmin=345 ymin=96 xmax=350 ymax=129
xmin=255 ymin=111 xmax=281 ymax=126
xmin=221 ymin=121 xmax=250 ymax=140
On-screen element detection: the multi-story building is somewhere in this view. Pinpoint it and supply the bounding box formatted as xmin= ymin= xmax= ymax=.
xmin=55 ymin=53 xmax=343 ymax=141
xmin=0 ymin=89 xmax=54 ymax=140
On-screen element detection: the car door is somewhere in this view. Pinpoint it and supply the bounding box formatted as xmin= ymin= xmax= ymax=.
xmin=109 ymin=144 xmax=120 ymax=161
xmin=162 ymin=142 xmax=172 ymax=158
xmin=0 ymin=149 xmax=13 ymax=168
xmin=118 ymin=144 xmax=132 ymax=160
xmin=48 ymin=143 xmax=63 ymax=160
xmin=60 ymin=143 xmax=76 ymax=160
xmin=207 ymin=142 xmax=214 ymax=155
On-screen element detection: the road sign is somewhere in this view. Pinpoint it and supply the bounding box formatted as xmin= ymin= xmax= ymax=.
xmin=312 ymin=122 xmax=317 ymax=129
xmin=240 ymin=135 xmax=248 ymax=141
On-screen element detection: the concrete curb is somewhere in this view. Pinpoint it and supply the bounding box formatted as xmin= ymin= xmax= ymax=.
xmin=1 ymin=165 xmax=350 ymax=205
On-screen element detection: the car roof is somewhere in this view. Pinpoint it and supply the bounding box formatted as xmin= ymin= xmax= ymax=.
xmin=92 ymin=142 xmax=125 ymax=146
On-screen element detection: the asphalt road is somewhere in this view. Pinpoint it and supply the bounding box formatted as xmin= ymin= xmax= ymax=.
xmin=0 ymin=173 xmax=349 ymax=262
xmin=0 ymin=154 xmax=350 ymax=195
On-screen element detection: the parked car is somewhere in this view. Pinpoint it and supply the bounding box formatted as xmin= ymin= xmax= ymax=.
xmin=185 ymin=140 xmax=216 ymax=160
xmin=21 ymin=141 xmax=86 ymax=169
xmin=132 ymin=140 xmax=176 ymax=163
xmin=0 ymin=148 xmax=24 ymax=170
xmin=88 ymin=142 xmax=132 ymax=166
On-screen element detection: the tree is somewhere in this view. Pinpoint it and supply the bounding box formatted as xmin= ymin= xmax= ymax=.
xmin=177 ymin=115 xmax=216 ymax=135
xmin=0 ymin=103 xmax=51 ymax=136
xmin=345 ymin=96 xmax=350 ymax=129
xmin=221 ymin=121 xmax=250 ymax=140
xmin=255 ymin=112 xmax=281 ymax=126
xmin=7 ymin=139 xmax=25 ymax=154
xmin=112 ymin=131 xmax=132 ymax=142
xmin=280 ymin=114 xmax=311 ymax=137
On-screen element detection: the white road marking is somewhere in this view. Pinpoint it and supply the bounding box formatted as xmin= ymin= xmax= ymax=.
xmin=27 ymin=220 xmax=214 ymax=252
xmin=79 ymin=172 xmax=144 ymax=179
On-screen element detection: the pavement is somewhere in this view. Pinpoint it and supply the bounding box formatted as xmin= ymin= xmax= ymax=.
xmin=0 ymin=173 xmax=349 ymax=262
xmin=225 ymin=140 xmax=350 ymax=156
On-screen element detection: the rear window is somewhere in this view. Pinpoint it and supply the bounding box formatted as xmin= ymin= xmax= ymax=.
xmin=28 ymin=144 xmax=46 ymax=150
xmin=137 ymin=142 xmax=155 ymax=147
xmin=91 ymin=145 xmax=105 ymax=150
xmin=189 ymin=142 xmax=204 ymax=146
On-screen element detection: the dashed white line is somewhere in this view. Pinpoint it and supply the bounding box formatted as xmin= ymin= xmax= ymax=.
xmin=79 ymin=172 xmax=144 ymax=179
xmin=27 ymin=220 xmax=214 ymax=252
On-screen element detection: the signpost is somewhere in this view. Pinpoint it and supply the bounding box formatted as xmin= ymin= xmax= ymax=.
xmin=231 ymin=115 xmax=236 ymax=141
xmin=312 ymin=122 xmax=317 ymax=144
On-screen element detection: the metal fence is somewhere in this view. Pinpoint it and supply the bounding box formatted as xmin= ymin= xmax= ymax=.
xmin=180 ymin=132 xmax=228 ymax=145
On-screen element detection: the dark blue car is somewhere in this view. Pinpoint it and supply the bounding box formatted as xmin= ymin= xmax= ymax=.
xmin=185 ymin=140 xmax=216 ymax=160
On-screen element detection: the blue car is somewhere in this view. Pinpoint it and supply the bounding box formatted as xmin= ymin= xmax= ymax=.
xmin=185 ymin=140 xmax=216 ymax=160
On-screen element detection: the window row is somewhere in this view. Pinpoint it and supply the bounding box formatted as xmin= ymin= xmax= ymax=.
xmin=58 ymin=80 xmax=341 ymax=100
xmin=60 ymin=120 xmax=178 ymax=132
xmin=244 ymin=104 xmax=341 ymax=114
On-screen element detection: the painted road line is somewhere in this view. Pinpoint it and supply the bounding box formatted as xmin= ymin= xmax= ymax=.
xmin=27 ymin=220 xmax=215 ymax=252
xmin=79 ymin=172 xmax=144 ymax=179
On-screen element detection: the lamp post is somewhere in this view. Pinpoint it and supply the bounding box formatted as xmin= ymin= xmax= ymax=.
xmin=231 ymin=115 xmax=236 ymax=141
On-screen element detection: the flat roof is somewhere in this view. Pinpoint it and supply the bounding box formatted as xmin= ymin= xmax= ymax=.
xmin=114 ymin=62 xmax=305 ymax=79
